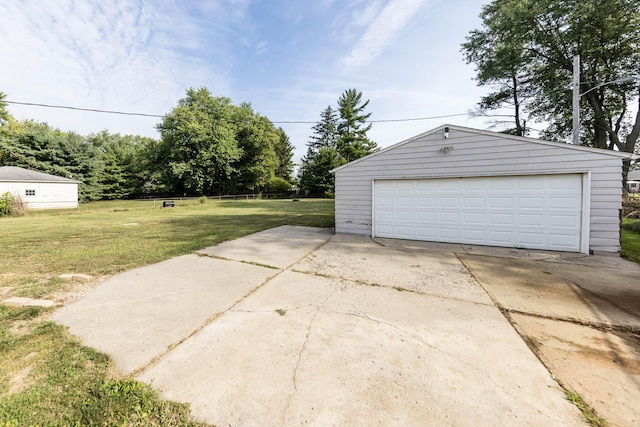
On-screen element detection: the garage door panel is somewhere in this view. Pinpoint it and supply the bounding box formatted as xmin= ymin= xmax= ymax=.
xmin=439 ymin=228 xmax=461 ymax=239
xmin=416 ymin=227 xmax=437 ymax=239
xmin=416 ymin=210 xmax=436 ymax=224
xmin=462 ymin=212 xmax=486 ymax=224
xmin=547 ymin=214 xmax=580 ymax=228
xmin=516 ymin=231 xmax=545 ymax=245
xmin=395 ymin=210 xmax=414 ymax=221
xmin=518 ymin=197 xmax=545 ymax=209
xmin=489 ymin=197 xmax=513 ymax=209
xmin=438 ymin=212 xmax=461 ymax=223
xmin=517 ymin=179 xmax=545 ymax=190
xmin=489 ymin=213 xmax=514 ymax=226
xmin=374 ymin=175 xmax=582 ymax=252
xmin=395 ymin=197 xmax=414 ymax=207
xmin=463 ymin=197 xmax=485 ymax=208
xmin=517 ymin=213 xmax=545 ymax=227
xmin=549 ymin=196 xmax=581 ymax=209
xmin=417 ymin=197 xmax=436 ymax=207
xmin=438 ymin=197 xmax=459 ymax=208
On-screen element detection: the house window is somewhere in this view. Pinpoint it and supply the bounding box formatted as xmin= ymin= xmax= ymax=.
xmin=25 ymin=189 xmax=36 ymax=196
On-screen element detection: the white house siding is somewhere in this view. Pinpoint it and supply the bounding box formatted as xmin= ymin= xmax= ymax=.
xmin=334 ymin=126 xmax=628 ymax=254
xmin=0 ymin=181 xmax=79 ymax=209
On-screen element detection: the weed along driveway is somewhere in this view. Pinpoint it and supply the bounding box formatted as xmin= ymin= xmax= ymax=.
xmin=54 ymin=226 xmax=601 ymax=426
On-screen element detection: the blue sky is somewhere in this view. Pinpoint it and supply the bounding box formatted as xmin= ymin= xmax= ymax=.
xmin=1 ymin=0 xmax=499 ymax=162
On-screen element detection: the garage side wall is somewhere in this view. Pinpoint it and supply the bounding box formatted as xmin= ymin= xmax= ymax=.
xmin=334 ymin=128 xmax=623 ymax=253
xmin=0 ymin=182 xmax=79 ymax=209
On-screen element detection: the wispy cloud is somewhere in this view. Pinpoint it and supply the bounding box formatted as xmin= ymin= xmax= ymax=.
xmin=0 ymin=0 xmax=249 ymax=136
xmin=342 ymin=0 xmax=428 ymax=68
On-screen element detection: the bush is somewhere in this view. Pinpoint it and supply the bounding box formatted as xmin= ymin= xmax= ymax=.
xmin=265 ymin=177 xmax=292 ymax=194
xmin=0 ymin=192 xmax=26 ymax=217
xmin=0 ymin=192 xmax=13 ymax=216
xmin=198 ymin=196 xmax=207 ymax=204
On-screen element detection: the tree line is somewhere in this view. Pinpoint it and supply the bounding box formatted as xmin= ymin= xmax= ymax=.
xmin=0 ymin=87 xmax=295 ymax=201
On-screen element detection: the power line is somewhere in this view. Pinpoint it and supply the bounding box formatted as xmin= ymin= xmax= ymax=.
xmin=5 ymin=100 xmax=164 ymax=118
xmin=5 ymin=99 xmax=472 ymax=124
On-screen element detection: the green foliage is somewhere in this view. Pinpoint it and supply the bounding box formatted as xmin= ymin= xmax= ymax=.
xmin=265 ymin=177 xmax=292 ymax=193
xmin=156 ymin=87 xmax=241 ymax=196
xmin=0 ymin=91 xmax=9 ymax=123
xmin=233 ymin=105 xmax=279 ymax=193
xmin=622 ymin=219 xmax=640 ymax=233
xmin=337 ymin=89 xmax=377 ymax=162
xmin=88 ymin=131 xmax=151 ymax=199
xmin=299 ymin=89 xmax=376 ymax=196
xmin=299 ymin=147 xmax=346 ymax=197
xmin=274 ymin=127 xmax=295 ymax=181
xmin=0 ymin=120 xmax=103 ymax=201
xmin=0 ymin=192 xmax=13 ymax=216
xmin=155 ymin=87 xmax=294 ymax=196
xmin=462 ymin=0 xmax=640 ymax=153
xmin=0 ymin=86 xmax=295 ymax=199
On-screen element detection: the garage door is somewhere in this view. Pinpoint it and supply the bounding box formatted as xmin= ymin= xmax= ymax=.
xmin=373 ymin=175 xmax=583 ymax=252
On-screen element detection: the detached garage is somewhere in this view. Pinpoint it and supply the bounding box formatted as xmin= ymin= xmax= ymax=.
xmin=0 ymin=166 xmax=80 ymax=210
xmin=333 ymin=125 xmax=633 ymax=254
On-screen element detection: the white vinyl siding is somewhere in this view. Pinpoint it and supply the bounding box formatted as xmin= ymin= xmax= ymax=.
xmin=334 ymin=126 xmax=627 ymax=254
xmin=0 ymin=182 xmax=78 ymax=209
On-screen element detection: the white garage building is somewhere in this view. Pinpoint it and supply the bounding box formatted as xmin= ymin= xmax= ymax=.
xmin=333 ymin=125 xmax=633 ymax=254
xmin=0 ymin=166 xmax=80 ymax=210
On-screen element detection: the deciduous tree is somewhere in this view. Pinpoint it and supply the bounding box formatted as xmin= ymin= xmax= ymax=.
xmin=462 ymin=0 xmax=640 ymax=162
xmin=156 ymin=87 xmax=241 ymax=195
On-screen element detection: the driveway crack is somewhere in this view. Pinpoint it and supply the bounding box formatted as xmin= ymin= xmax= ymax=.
xmin=282 ymin=306 xmax=319 ymax=427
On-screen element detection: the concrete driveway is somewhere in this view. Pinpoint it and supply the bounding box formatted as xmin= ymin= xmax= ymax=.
xmin=54 ymin=226 xmax=596 ymax=426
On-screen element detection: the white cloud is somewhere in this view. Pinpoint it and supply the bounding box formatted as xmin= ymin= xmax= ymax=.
xmin=0 ymin=0 xmax=249 ymax=137
xmin=342 ymin=0 xmax=428 ymax=69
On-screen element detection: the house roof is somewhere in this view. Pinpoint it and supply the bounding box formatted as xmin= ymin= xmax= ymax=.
xmin=628 ymin=170 xmax=640 ymax=181
xmin=0 ymin=166 xmax=80 ymax=183
xmin=332 ymin=124 xmax=636 ymax=173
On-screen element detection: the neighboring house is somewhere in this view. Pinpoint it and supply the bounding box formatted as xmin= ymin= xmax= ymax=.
xmin=333 ymin=124 xmax=635 ymax=255
xmin=627 ymin=170 xmax=640 ymax=193
xmin=0 ymin=166 xmax=80 ymax=209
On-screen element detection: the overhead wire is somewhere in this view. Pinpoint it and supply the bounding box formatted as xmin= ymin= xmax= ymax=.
xmin=4 ymin=99 xmax=474 ymax=124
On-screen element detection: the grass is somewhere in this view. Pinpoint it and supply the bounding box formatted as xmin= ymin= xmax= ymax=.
xmin=0 ymin=198 xmax=334 ymax=426
xmin=565 ymin=390 xmax=607 ymax=426
xmin=621 ymin=220 xmax=640 ymax=263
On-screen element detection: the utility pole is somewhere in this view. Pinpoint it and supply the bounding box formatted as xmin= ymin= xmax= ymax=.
xmin=572 ymin=55 xmax=580 ymax=145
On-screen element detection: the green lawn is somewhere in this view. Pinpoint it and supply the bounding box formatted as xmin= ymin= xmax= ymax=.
xmin=621 ymin=220 xmax=640 ymax=263
xmin=0 ymin=198 xmax=334 ymax=426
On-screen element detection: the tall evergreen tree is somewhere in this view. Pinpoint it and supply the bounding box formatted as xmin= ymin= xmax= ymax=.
xmin=336 ymin=89 xmax=377 ymax=162
xmin=309 ymin=106 xmax=338 ymax=151
xmin=299 ymin=91 xmax=378 ymax=197
xmin=0 ymin=92 xmax=9 ymax=123
xmin=274 ymin=127 xmax=295 ymax=181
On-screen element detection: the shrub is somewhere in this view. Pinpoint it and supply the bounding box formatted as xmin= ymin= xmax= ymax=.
xmin=265 ymin=177 xmax=292 ymax=193
xmin=198 ymin=196 xmax=207 ymax=204
xmin=0 ymin=192 xmax=14 ymax=216
xmin=0 ymin=192 xmax=26 ymax=217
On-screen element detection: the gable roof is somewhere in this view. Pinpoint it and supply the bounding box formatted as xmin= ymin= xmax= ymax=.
xmin=333 ymin=124 xmax=635 ymax=172
xmin=0 ymin=166 xmax=80 ymax=183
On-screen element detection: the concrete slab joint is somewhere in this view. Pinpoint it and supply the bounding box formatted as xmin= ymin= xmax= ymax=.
xmin=52 ymin=226 xmax=640 ymax=425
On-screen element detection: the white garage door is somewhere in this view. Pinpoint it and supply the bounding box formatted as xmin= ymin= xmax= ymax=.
xmin=373 ymin=175 xmax=583 ymax=252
